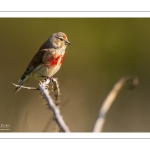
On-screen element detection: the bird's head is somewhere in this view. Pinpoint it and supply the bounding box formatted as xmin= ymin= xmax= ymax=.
xmin=50 ymin=32 xmax=70 ymax=49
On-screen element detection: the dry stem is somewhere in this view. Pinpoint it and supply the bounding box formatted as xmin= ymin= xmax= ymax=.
xmin=93 ymin=75 xmax=139 ymax=132
xmin=12 ymin=78 xmax=70 ymax=132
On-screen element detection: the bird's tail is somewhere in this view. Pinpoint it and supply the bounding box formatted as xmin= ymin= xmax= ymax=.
xmin=14 ymin=81 xmax=24 ymax=94
xmin=14 ymin=77 xmax=28 ymax=94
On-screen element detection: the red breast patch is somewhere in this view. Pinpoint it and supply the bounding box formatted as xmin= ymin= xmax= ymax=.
xmin=46 ymin=55 xmax=64 ymax=67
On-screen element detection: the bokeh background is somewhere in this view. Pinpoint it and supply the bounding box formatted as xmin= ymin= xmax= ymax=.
xmin=1 ymin=18 xmax=150 ymax=132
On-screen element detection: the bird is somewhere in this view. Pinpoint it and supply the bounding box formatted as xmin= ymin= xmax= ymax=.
xmin=14 ymin=32 xmax=70 ymax=93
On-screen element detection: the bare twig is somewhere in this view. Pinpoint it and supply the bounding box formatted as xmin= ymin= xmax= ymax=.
xmin=12 ymin=83 xmax=39 ymax=90
xmin=93 ymin=75 xmax=139 ymax=132
xmin=51 ymin=78 xmax=61 ymax=132
xmin=39 ymin=78 xmax=70 ymax=132
xmin=51 ymin=78 xmax=61 ymax=107
xmin=12 ymin=78 xmax=70 ymax=132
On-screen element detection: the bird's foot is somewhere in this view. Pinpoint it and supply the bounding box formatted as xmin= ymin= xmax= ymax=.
xmin=40 ymin=76 xmax=53 ymax=89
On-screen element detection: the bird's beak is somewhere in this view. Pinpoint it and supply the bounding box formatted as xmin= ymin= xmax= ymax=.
xmin=65 ymin=40 xmax=71 ymax=45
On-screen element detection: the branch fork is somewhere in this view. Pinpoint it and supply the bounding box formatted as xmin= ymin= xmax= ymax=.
xmin=12 ymin=77 xmax=70 ymax=132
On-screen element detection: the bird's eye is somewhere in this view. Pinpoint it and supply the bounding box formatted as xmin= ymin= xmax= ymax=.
xmin=59 ymin=37 xmax=63 ymax=41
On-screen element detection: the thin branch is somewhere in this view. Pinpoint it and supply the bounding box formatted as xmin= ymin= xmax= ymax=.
xmin=51 ymin=78 xmax=61 ymax=132
xmin=39 ymin=78 xmax=70 ymax=132
xmin=12 ymin=83 xmax=39 ymax=90
xmin=93 ymin=75 xmax=139 ymax=132
xmin=51 ymin=78 xmax=61 ymax=107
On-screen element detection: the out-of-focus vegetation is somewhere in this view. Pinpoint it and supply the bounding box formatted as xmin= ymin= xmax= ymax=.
xmin=1 ymin=18 xmax=150 ymax=132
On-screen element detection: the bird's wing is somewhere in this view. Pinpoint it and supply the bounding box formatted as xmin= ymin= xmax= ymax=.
xmin=19 ymin=49 xmax=48 ymax=82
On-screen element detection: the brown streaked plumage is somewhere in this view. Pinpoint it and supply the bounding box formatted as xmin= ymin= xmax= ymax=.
xmin=14 ymin=32 xmax=70 ymax=93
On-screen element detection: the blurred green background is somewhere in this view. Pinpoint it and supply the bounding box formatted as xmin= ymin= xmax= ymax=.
xmin=1 ymin=18 xmax=150 ymax=132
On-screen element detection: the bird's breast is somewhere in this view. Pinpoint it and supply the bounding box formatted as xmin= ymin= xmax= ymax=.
xmin=45 ymin=54 xmax=65 ymax=67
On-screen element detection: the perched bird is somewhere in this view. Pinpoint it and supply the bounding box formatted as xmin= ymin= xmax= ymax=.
xmin=14 ymin=32 xmax=70 ymax=93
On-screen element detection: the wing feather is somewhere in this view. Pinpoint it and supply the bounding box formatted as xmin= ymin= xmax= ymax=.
xmin=19 ymin=49 xmax=48 ymax=82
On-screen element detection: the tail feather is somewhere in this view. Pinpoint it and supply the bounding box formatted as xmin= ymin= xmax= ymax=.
xmin=14 ymin=82 xmax=24 ymax=94
xmin=14 ymin=77 xmax=28 ymax=94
